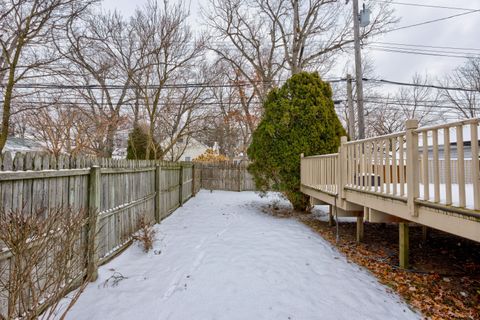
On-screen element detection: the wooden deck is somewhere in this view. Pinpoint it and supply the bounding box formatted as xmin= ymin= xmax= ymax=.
xmin=300 ymin=119 xmax=480 ymax=268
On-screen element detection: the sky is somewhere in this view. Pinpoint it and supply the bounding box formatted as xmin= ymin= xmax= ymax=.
xmin=101 ymin=0 xmax=480 ymax=83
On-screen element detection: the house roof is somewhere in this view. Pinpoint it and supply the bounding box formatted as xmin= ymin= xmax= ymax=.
xmin=4 ymin=137 xmax=43 ymax=153
xmin=418 ymin=124 xmax=480 ymax=147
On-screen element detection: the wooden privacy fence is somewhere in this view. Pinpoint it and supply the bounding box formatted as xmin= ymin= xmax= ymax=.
xmin=195 ymin=161 xmax=256 ymax=191
xmin=0 ymin=152 xmax=200 ymax=317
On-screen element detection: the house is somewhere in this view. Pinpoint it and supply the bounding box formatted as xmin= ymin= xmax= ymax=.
xmin=419 ymin=125 xmax=480 ymax=159
xmin=170 ymin=137 xmax=209 ymax=162
xmin=113 ymin=132 xmax=210 ymax=161
xmin=4 ymin=137 xmax=44 ymax=154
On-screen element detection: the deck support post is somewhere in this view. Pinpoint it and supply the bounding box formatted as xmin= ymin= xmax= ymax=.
xmin=422 ymin=226 xmax=428 ymax=242
xmin=399 ymin=222 xmax=409 ymax=269
xmin=328 ymin=205 xmax=334 ymax=227
xmin=356 ymin=215 xmax=364 ymax=243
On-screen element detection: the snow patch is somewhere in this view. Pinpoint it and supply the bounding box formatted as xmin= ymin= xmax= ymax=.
xmin=60 ymin=191 xmax=420 ymax=320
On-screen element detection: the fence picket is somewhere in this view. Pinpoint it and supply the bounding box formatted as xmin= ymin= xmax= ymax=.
xmin=0 ymin=155 xmax=197 ymax=317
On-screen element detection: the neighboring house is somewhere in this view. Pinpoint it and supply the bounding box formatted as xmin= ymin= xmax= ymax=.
xmin=113 ymin=134 xmax=210 ymax=161
xmin=171 ymin=137 xmax=209 ymax=162
xmin=4 ymin=137 xmax=44 ymax=154
xmin=232 ymin=152 xmax=248 ymax=164
xmin=419 ymin=125 xmax=480 ymax=159
xmin=112 ymin=148 xmax=127 ymax=159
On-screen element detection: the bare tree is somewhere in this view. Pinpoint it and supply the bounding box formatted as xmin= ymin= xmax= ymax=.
xmin=0 ymin=0 xmax=97 ymax=153
xmin=367 ymin=73 xmax=443 ymax=136
xmin=23 ymin=102 xmax=94 ymax=157
xmin=202 ymin=60 xmax=262 ymax=157
xmin=367 ymin=95 xmax=410 ymax=136
xmin=204 ymin=0 xmax=396 ymax=80
xmin=131 ymin=0 xmax=206 ymax=160
xmin=203 ymin=0 xmax=286 ymax=102
xmin=441 ymin=57 xmax=480 ymax=119
xmin=56 ymin=10 xmax=139 ymax=157
xmin=395 ymin=73 xmax=441 ymax=124
xmin=157 ymin=70 xmax=213 ymax=161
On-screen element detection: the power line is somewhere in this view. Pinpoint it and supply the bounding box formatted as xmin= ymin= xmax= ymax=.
xmin=4 ymin=99 xmax=347 ymax=108
xmin=362 ymin=99 xmax=479 ymax=111
xmin=366 ymin=46 xmax=479 ymax=59
xmin=365 ymin=96 xmax=475 ymax=103
xmin=369 ymin=41 xmax=480 ymax=52
xmin=367 ymin=44 xmax=480 ymax=56
xmin=5 ymin=82 xmax=271 ymax=90
xmin=4 ymin=100 xmax=266 ymax=107
xmin=370 ymin=1 xmax=478 ymax=12
xmin=384 ymin=9 xmax=480 ymax=33
xmin=363 ymin=78 xmax=480 ymax=92
xmin=0 ymin=78 xmax=346 ymax=91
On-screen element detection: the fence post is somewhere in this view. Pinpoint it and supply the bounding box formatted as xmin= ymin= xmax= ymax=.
xmin=191 ymin=164 xmax=196 ymax=197
xmin=87 ymin=165 xmax=101 ymax=282
xmin=237 ymin=162 xmax=242 ymax=192
xmin=155 ymin=164 xmax=161 ymax=222
xmin=405 ymin=119 xmax=419 ymax=217
xmin=338 ymin=136 xmax=348 ymax=199
xmin=200 ymin=163 xmax=204 ymax=189
xmin=179 ymin=163 xmax=184 ymax=206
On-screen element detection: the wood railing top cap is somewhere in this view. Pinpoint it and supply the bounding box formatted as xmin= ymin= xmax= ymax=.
xmin=405 ymin=119 xmax=419 ymax=130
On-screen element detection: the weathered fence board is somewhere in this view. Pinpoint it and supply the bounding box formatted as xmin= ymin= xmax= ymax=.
xmin=0 ymin=152 xmax=197 ymax=318
xmin=195 ymin=161 xmax=255 ymax=192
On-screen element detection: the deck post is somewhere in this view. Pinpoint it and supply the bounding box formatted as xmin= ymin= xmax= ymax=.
xmin=399 ymin=222 xmax=409 ymax=269
xmin=328 ymin=205 xmax=334 ymax=227
xmin=338 ymin=136 xmax=348 ymax=200
xmin=300 ymin=153 xmax=304 ymax=188
xmin=356 ymin=214 xmax=364 ymax=243
xmin=422 ymin=226 xmax=428 ymax=242
xmin=405 ymin=119 xmax=419 ymax=217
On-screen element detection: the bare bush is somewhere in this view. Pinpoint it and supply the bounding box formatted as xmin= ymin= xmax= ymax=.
xmin=132 ymin=215 xmax=156 ymax=253
xmin=0 ymin=206 xmax=89 ymax=320
xmin=102 ymin=271 xmax=128 ymax=288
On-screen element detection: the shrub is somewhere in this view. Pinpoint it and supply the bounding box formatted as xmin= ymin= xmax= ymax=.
xmin=193 ymin=148 xmax=229 ymax=162
xmin=247 ymin=72 xmax=346 ymax=211
xmin=0 ymin=207 xmax=88 ymax=320
xmin=132 ymin=215 xmax=156 ymax=253
xmin=126 ymin=123 xmax=162 ymax=160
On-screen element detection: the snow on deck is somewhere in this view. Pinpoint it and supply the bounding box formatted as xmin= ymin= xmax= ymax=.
xmin=63 ymin=191 xmax=419 ymax=320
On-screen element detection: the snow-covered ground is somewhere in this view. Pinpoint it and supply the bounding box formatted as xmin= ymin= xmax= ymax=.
xmin=62 ymin=191 xmax=419 ymax=320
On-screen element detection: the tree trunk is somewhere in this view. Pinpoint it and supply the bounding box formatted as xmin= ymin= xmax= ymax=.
xmin=0 ymin=44 xmax=23 ymax=153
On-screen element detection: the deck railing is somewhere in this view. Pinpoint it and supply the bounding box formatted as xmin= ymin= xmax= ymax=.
xmin=301 ymin=118 xmax=480 ymax=213
xmin=344 ymin=131 xmax=407 ymax=199
xmin=301 ymin=153 xmax=339 ymax=195
xmin=415 ymin=118 xmax=480 ymax=210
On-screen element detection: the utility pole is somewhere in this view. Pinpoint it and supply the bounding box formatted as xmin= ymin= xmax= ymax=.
xmin=347 ymin=74 xmax=355 ymax=139
xmin=352 ymin=0 xmax=365 ymax=139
